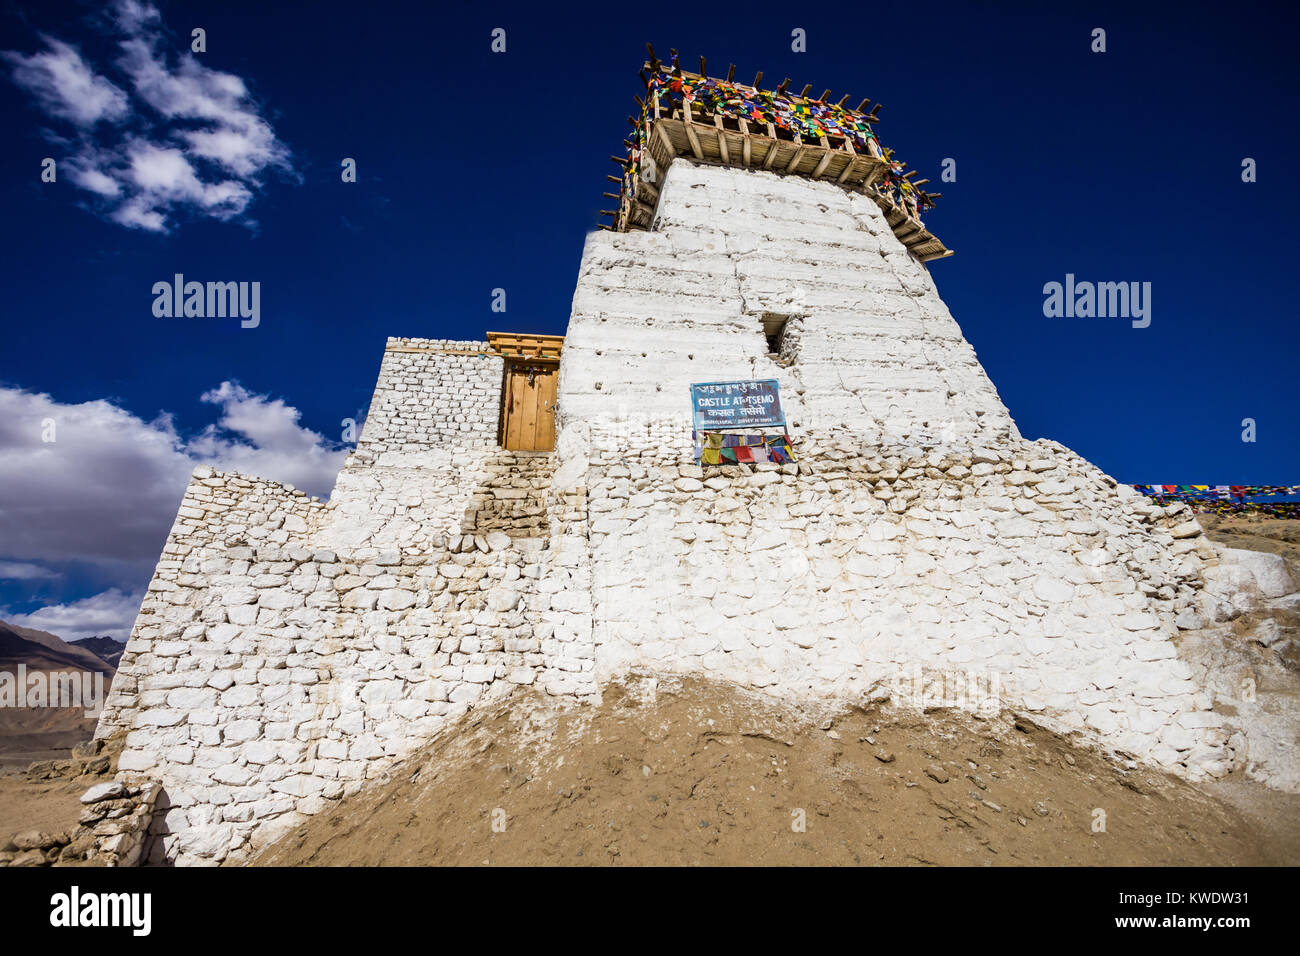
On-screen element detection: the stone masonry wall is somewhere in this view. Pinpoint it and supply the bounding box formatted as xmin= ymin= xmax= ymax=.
xmin=551 ymin=160 xmax=1239 ymax=782
xmin=93 ymin=339 xmax=594 ymax=865
xmin=91 ymin=163 xmax=1292 ymax=864
xmin=555 ymin=161 xmax=1018 ymax=449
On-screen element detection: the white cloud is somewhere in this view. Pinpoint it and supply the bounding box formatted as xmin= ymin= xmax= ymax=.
xmin=120 ymin=140 xmax=252 ymax=219
xmin=3 ymin=588 xmax=142 ymax=644
xmin=191 ymin=382 xmax=352 ymax=495
xmin=0 ymin=383 xmax=348 ymax=592
xmin=0 ymin=562 xmax=59 ymax=582
xmin=3 ymin=37 xmax=129 ymax=127
xmin=3 ymin=1 xmax=292 ymax=233
xmin=67 ymin=162 xmax=122 ymax=198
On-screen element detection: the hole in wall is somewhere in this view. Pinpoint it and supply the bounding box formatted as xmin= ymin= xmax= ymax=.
xmin=761 ymin=312 xmax=793 ymax=356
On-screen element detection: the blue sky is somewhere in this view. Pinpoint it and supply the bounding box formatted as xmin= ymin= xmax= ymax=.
xmin=1 ymin=0 xmax=1297 ymax=640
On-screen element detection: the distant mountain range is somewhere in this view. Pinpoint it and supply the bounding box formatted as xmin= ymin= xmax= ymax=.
xmin=0 ymin=620 xmax=123 ymax=765
xmin=0 ymin=620 xmax=120 ymax=674
xmin=67 ymin=636 xmax=125 ymax=670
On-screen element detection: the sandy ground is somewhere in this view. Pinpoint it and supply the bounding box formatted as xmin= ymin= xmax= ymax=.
xmin=255 ymin=675 xmax=1295 ymax=867
xmin=0 ymin=773 xmax=99 ymax=842
xmin=0 ymin=708 xmax=99 ymax=769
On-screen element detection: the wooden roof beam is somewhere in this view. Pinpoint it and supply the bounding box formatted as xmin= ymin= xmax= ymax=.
xmin=811 ymin=149 xmax=833 ymax=179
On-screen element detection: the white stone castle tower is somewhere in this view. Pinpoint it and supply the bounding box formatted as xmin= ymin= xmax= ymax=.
xmin=88 ymin=55 xmax=1288 ymax=864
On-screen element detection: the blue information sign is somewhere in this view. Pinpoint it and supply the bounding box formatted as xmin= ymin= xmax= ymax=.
xmin=690 ymin=379 xmax=786 ymax=431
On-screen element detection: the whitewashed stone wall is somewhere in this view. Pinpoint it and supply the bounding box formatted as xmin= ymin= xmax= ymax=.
xmin=93 ymin=162 xmax=1294 ymax=865
xmin=94 ymin=339 xmax=594 ymax=865
xmin=552 ymin=160 xmax=1262 ymax=784
xmin=556 ymin=161 xmax=1018 ymax=447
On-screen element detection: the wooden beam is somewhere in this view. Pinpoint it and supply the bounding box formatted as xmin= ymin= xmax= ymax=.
xmin=856 ymin=97 xmax=871 ymax=112
xmin=837 ymin=94 xmax=851 ymax=107
xmin=715 ymin=117 xmax=730 ymax=164
xmin=654 ymin=120 xmax=675 ymax=155
xmin=727 ymin=63 xmax=736 ymax=82
xmin=753 ymin=71 xmax=763 ymax=87
xmin=699 ymin=56 xmax=707 ymax=77
xmin=819 ymin=89 xmax=831 ymax=102
xmin=811 ymin=149 xmax=833 ymax=179
xmin=784 ymin=145 xmax=805 ymax=173
xmin=682 ymin=107 xmax=703 ymax=159
xmin=740 ymin=119 xmax=752 ymax=165
xmin=799 ymin=84 xmax=812 ymax=98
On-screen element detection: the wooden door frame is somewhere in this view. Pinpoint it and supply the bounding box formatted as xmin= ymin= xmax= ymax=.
xmin=488 ymin=332 xmax=564 ymax=451
xmin=497 ymin=357 xmax=560 ymax=450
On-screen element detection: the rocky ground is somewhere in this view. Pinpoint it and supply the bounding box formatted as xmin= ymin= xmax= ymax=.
xmin=0 ymin=738 xmax=120 ymax=866
xmin=255 ymin=674 xmax=1297 ymax=866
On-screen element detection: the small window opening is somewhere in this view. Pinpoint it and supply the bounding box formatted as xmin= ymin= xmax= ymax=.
xmin=762 ymin=312 xmax=791 ymax=356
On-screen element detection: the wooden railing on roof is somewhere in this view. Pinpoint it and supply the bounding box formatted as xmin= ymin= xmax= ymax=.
xmin=603 ymin=46 xmax=951 ymax=264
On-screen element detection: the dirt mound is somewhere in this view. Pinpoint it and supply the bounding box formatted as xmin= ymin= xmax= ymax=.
xmin=256 ymin=676 xmax=1296 ymax=866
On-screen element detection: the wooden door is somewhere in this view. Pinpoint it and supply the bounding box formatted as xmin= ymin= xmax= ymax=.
xmin=502 ymin=362 xmax=557 ymax=451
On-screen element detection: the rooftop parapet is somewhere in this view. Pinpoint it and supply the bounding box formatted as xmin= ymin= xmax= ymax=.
xmin=602 ymin=46 xmax=951 ymax=263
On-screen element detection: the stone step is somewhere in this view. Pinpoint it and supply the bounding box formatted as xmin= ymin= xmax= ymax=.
xmin=462 ymin=451 xmax=556 ymax=537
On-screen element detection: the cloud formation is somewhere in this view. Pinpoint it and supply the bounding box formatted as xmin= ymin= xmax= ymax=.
xmin=0 ymin=383 xmax=350 ymax=638
xmin=4 ymin=37 xmax=129 ymax=126
xmin=3 ymin=0 xmax=292 ymax=232
xmin=3 ymin=588 xmax=143 ymax=645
